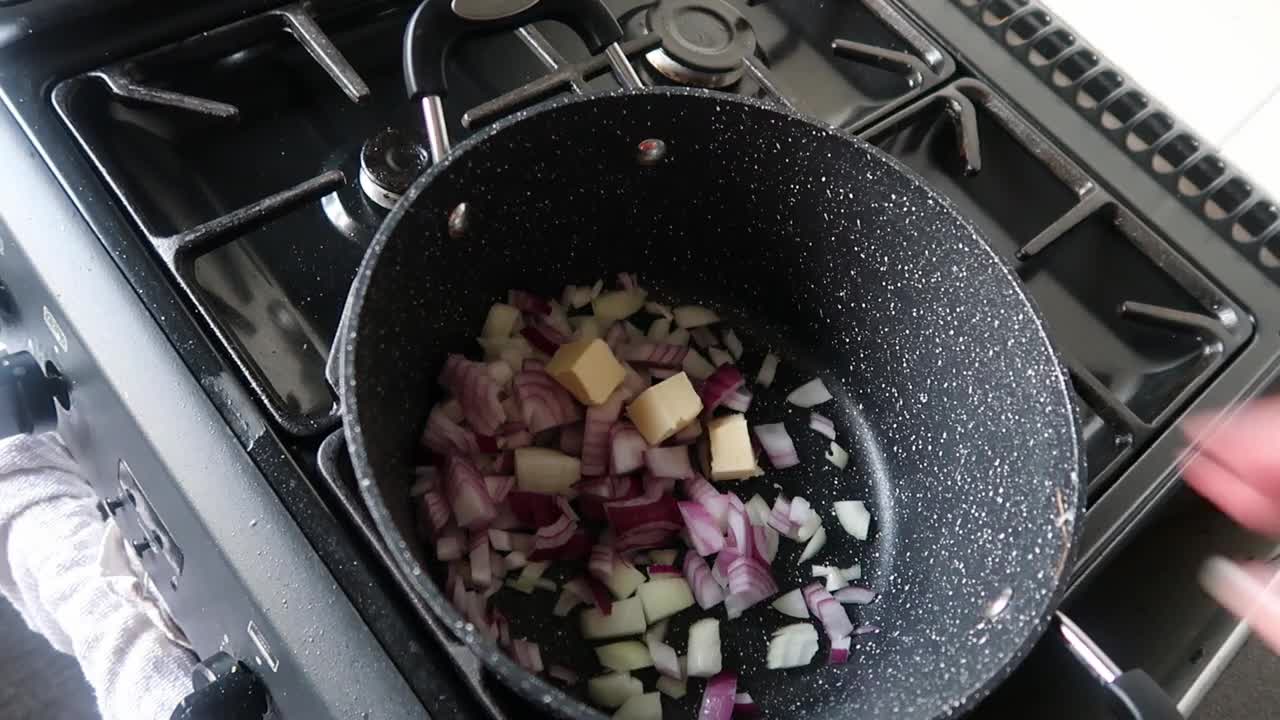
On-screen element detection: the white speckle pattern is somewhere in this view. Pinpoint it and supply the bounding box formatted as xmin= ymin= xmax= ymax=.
xmin=342 ymin=88 xmax=1084 ymax=720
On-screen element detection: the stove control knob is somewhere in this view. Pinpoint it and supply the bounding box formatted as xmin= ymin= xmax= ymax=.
xmin=171 ymin=652 xmax=269 ymax=720
xmin=0 ymin=351 xmax=64 ymax=439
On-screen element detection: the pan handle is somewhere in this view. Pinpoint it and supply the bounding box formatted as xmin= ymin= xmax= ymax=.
xmin=1055 ymin=612 xmax=1184 ymax=720
xmin=402 ymin=0 xmax=642 ymax=162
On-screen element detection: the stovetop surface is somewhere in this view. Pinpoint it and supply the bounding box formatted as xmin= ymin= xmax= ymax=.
xmin=4 ymin=0 xmax=1280 ymax=718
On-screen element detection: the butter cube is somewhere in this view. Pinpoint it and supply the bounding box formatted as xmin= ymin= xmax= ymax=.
xmin=627 ymin=372 xmax=702 ymax=445
xmin=546 ymin=338 xmax=626 ymax=406
xmin=707 ymin=413 xmax=762 ymax=481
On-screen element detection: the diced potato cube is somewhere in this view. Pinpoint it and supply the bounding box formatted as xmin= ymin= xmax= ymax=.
xmin=546 ymin=338 xmax=626 ymax=406
xmin=481 ymin=303 xmax=520 ymax=339
xmin=627 ymin=372 xmax=702 ymax=445
xmin=707 ymin=414 xmax=763 ymax=481
xmin=595 ymin=641 xmax=653 ymax=672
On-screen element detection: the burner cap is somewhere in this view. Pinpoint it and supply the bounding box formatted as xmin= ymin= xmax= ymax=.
xmin=360 ymin=127 xmax=430 ymax=209
xmin=646 ymin=0 xmax=756 ymax=88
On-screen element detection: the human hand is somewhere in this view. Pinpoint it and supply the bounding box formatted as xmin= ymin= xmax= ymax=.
xmin=1184 ymin=397 xmax=1280 ymax=651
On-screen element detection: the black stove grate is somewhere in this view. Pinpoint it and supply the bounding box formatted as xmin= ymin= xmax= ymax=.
xmin=950 ymin=0 xmax=1280 ymax=284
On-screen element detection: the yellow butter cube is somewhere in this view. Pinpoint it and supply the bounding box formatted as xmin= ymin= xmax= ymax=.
xmin=707 ymin=413 xmax=762 ymax=481
xmin=627 ymin=372 xmax=703 ymax=445
xmin=546 ymin=338 xmax=626 ymax=406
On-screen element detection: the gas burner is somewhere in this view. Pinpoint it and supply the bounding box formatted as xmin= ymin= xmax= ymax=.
xmin=359 ymin=127 xmax=430 ymax=209
xmin=644 ymin=0 xmax=756 ymax=89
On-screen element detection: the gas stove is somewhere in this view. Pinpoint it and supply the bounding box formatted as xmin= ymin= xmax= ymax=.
xmin=0 ymin=0 xmax=1277 ymax=717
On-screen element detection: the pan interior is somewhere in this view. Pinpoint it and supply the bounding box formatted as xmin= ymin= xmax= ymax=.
xmin=345 ymin=89 xmax=1081 ymax=720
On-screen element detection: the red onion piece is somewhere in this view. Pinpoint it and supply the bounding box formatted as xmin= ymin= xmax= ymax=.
xmin=604 ymin=323 xmax=627 ymax=353
xmin=712 ymin=547 xmax=739 ymax=587
xmin=619 ymin=342 xmax=689 ymax=368
xmin=520 ymin=322 xmax=567 ymax=355
xmin=669 ymin=419 xmax=703 ymax=445
xmin=809 ymin=412 xmax=837 ymax=440
xmin=683 ymin=552 xmax=726 ymax=610
xmin=648 ymin=564 xmax=681 ymax=577
xmin=440 ymin=355 xmax=508 ymax=436
xmin=523 ymin=358 xmax=546 ymax=372
xmin=445 ymin=456 xmax=498 ymax=529
xmin=410 ymin=466 xmax=438 ymax=497
xmin=620 ymin=363 xmax=649 ymax=397
xmin=487 ymin=528 xmax=512 ymax=551
xmin=494 ymin=451 xmax=515 ymax=474
xmin=834 ymin=587 xmax=876 ymax=605
xmin=476 ymin=434 xmax=500 ymax=454
xmin=507 ymin=491 xmax=563 ymax=527
xmin=507 ymin=290 xmax=551 ymax=316
xmin=435 ymin=529 xmax=464 ymax=561
xmin=786 ymin=377 xmax=833 ymax=408
xmin=484 ymin=475 xmax=515 ymax=503
xmin=421 ymin=490 xmax=451 ymax=533
xmin=582 ymin=388 xmax=629 ymax=476
xmin=589 ymin=543 xmax=617 ymax=584
xmin=617 ymin=272 xmax=639 ymax=290
xmin=698 ymin=672 xmax=737 ymax=720
xmin=691 ymin=327 xmax=718 ymax=349
xmin=678 ymin=501 xmax=726 ymax=556
xmin=563 ymin=577 xmax=593 ymax=604
xmin=609 ymin=422 xmax=648 ymax=475
xmin=828 ymin=636 xmax=851 ymax=665
xmin=803 ymin=583 xmax=854 ymax=640
xmin=469 ymin=532 xmax=492 ymax=587
xmin=511 ymin=638 xmax=544 ymax=674
xmin=615 ymin=521 xmax=683 ymax=553
xmin=422 ymin=406 xmax=479 ymax=455
xmin=645 ymin=445 xmax=695 ymax=479
xmin=698 ymin=365 xmax=745 ymax=415
xmin=514 ymin=370 xmax=583 ymax=433
xmin=586 ymin=576 xmax=613 ymax=614
xmin=766 ymin=496 xmax=795 ymax=536
xmin=499 ymin=427 xmax=533 ymax=449
xmin=554 ymin=495 xmax=579 ymax=521
xmin=733 ymin=692 xmax=759 ymax=717
xmin=529 ymin=515 xmax=589 ymax=561
xmin=723 ymin=388 xmax=753 ymax=413
xmin=650 ymin=367 xmax=678 ymax=380
xmin=548 ymin=664 xmax=579 ymax=685
xmin=726 ymin=555 xmax=776 ymax=609
xmin=606 ymin=492 xmax=681 ymax=535
xmin=753 ymin=422 xmax=800 ymax=470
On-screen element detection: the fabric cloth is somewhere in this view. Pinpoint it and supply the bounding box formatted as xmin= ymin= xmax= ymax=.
xmin=0 ymin=433 xmax=196 ymax=720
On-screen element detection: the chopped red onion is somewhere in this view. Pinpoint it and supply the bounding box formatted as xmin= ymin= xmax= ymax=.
xmin=483 ymin=475 xmax=515 ymax=503
xmin=708 ymin=347 xmax=733 ymax=367
xmin=589 ymin=543 xmax=617 ymax=584
xmin=725 ymin=555 xmax=777 ymax=618
xmin=698 ymin=672 xmax=737 ymax=720
xmin=642 ymin=472 xmax=678 ymax=497
xmin=834 ymin=587 xmax=876 ymax=605
xmin=698 ymin=365 xmax=745 ymax=415
xmin=682 ymin=552 xmax=725 ymax=609
xmin=421 ymin=490 xmax=451 ymax=533
xmin=520 ymin=322 xmax=567 ymax=354
xmin=513 ymin=370 xmax=583 ymax=433
xmin=507 ymin=491 xmax=562 ymax=527
xmin=499 ymin=426 xmax=533 ymax=449
xmin=410 ymin=466 xmax=438 ymax=497
xmin=606 ymin=492 xmax=681 ymax=536
xmin=609 ymin=422 xmax=648 ymax=475
xmin=723 ymin=388 xmax=752 ymax=413
xmin=563 ymin=576 xmax=593 ymax=604
xmin=507 ymin=290 xmax=551 ymax=316
xmin=529 ymin=515 xmax=585 ymax=561
xmin=733 ymin=692 xmax=758 ymax=717
xmin=803 ymin=583 xmax=854 ymax=640
xmin=494 ymin=451 xmax=515 ymax=474
xmin=445 ymin=456 xmax=497 ymax=529
xmin=755 ymin=353 xmax=779 ymax=388
xmin=691 ymin=326 xmax=718 ymax=349
xmin=678 ymin=501 xmax=726 ymax=556
xmin=723 ymin=330 xmax=744 ymax=360
xmin=617 ymin=272 xmax=639 ymax=290
xmin=435 ymin=529 xmax=464 ymax=561
xmin=647 ymin=637 xmax=682 ymax=679
xmin=786 ymin=378 xmax=833 ymax=408
xmin=554 ymin=495 xmax=579 ymax=522
xmin=644 ymin=445 xmax=695 ymax=479
xmin=766 ymin=496 xmax=795 ymax=536
xmin=615 ymin=522 xmax=683 ymax=553
xmin=511 ymin=638 xmax=544 ymax=674
xmin=669 ymin=419 xmax=703 ymax=445
xmin=604 ymin=322 xmax=628 ymax=352
xmin=808 ymin=412 xmax=837 ymax=440
xmin=469 ymin=532 xmax=492 ymax=587
xmin=650 ymin=367 xmax=678 ymax=380
xmin=440 ymin=355 xmax=508 ymax=435
xmin=422 ymin=406 xmax=478 ymax=455
xmin=619 ymin=342 xmax=689 ymax=368
xmin=753 ymin=422 xmax=800 ymax=470
xmin=621 ymin=363 xmax=649 ymax=397
xmin=475 ymin=434 xmax=500 ymax=454
xmin=828 ymin=636 xmax=851 ymax=665
xmin=582 ymin=388 xmax=629 ymax=476
xmin=586 ymin=576 xmax=614 ymax=614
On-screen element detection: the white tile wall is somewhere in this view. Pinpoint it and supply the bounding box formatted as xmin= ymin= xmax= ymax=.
xmin=1041 ymin=0 xmax=1280 ymax=196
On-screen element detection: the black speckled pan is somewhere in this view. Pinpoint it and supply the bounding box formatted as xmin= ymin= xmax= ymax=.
xmin=342 ymin=87 xmax=1089 ymax=719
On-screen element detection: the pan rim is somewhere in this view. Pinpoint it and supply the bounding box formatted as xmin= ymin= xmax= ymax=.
xmin=341 ymin=85 xmax=1087 ymax=720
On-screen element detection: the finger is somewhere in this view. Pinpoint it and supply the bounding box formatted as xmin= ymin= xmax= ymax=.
xmin=1184 ymin=398 xmax=1280 ymax=495
xmin=1183 ymin=450 xmax=1280 ymax=535
xmin=1201 ymin=556 xmax=1280 ymax=654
